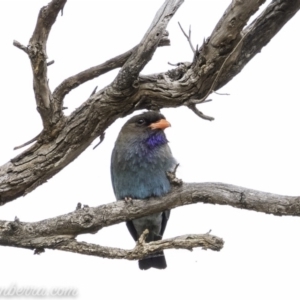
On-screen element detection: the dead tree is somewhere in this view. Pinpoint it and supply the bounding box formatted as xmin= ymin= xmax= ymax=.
xmin=0 ymin=0 xmax=299 ymax=261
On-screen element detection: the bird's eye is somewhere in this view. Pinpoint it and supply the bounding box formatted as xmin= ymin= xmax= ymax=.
xmin=137 ymin=119 xmax=145 ymax=125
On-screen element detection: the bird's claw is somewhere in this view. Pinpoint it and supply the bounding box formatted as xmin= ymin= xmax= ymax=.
xmin=75 ymin=202 xmax=82 ymax=210
xmin=124 ymin=197 xmax=133 ymax=204
xmin=167 ymin=164 xmax=183 ymax=187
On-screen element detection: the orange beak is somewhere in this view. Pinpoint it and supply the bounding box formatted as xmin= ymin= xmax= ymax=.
xmin=149 ymin=119 xmax=171 ymax=130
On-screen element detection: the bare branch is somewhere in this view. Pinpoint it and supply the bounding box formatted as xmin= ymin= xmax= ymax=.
xmin=46 ymin=60 xmax=55 ymax=66
xmin=9 ymin=233 xmax=223 ymax=259
xmin=52 ymin=47 xmax=137 ymax=109
xmin=90 ymin=86 xmax=98 ymax=97
xmin=215 ymin=0 xmax=300 ymax=90
xmin=93 ymin=132 xmax=106 ymax=150
xmin=5 ymin=233 xmax=223 ymax=260
xmin=111 ymin=0 xmax=184 ymax=92
xmin=1 ymin=181 xmax=300 ymax=258
xmin=213 ymin=91 xmax=230 ymax=96
xmin=1 ymin=182 xmax=300 ymax=238
xmin=187 ymin=27 xmax=252 ymax=106
xmin=52 ymin=38 xmax=169 ymax=112
xmin=178 ymin=22 xmax=195 ymax=53
xmin=13 ymin=40 xmax=28 ymax=54
xmin=55 ymin=234 xmax=223 ymax=260
xmin=187 ymin=104 xmax=214 ymax=121
xmin=26 ymin=0 xmax=67 ymax=128
xmin=13 ymin=132 xmax=41 ymax=150
xmin=168 ymin=62 xmax=178 ymax=66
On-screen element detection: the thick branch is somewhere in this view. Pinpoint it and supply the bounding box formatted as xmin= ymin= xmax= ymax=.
xmin=1 ymin=181 xmax=299 ymax=257
xmin=28 ymin=0 xmax=67 ymax=128
xmin=52 ymin=47 xmax=139 ymax=110
xmin=215 ymin=0 xmax=300 ymax=90
xmin=52 ymin=39 xmax=170 ymax=112
xmin=1 ymin=182 xmax=299 ymax=240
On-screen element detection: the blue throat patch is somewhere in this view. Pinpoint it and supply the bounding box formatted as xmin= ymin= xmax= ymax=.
xmin=146 ymin=132 xmax=168 ymax=149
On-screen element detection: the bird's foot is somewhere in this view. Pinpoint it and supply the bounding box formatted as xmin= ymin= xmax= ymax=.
xmin=124 ymin=197 xmax=133 ymax=204
xmin=75 ymin=203 xmax=90 ymax=211
xmin=75 ymin=202 xmax=82 ymax=210
xmin=34 ymin=248 xmax=45 ymax=255
xmin=167 ymin=164 xmax=183 ymax=187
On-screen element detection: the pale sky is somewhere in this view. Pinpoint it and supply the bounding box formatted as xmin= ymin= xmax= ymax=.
xmin=1 ymin=1 xmax=300 ymax=299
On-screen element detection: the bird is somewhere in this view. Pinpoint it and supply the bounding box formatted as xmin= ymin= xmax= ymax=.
xmin=110 ymin=111 xmax=177 ymax=270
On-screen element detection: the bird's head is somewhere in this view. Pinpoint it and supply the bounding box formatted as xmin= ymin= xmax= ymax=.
xmin=117 ymin=111 xmax=171 ymax=149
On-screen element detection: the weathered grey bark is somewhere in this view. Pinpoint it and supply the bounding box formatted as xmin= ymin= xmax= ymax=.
xmin=0 ymin=182 xmax=299 ymax=258
xmin=1 ymin=0 xmax=299 ymax=205
xmin=0 ymin=0 xmax=300 ymax=260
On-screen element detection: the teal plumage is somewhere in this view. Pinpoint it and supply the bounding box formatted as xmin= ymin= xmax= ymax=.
xmin=111 ymin=111 xmax=176 ymax=270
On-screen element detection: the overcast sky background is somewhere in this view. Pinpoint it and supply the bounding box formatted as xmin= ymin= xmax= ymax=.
xmin=1 ymin=1 xmax=300 ymax=299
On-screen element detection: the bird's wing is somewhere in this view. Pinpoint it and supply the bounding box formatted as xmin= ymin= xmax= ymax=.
xmin=126 ymin=221 xmax=139 ymax=241
xmin=110 ymin=147 xmax=117 ymax=196
xmin=161 ymin=210 xmax=170 ymax=236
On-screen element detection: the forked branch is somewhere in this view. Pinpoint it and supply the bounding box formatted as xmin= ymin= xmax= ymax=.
xmin=56 ymin=233 xmax=223 ymax=260
xmin=1 ymin=181 xmax=299 ymax=260
xmin=13 ymin=0 xmax=67 ymax=128
xmin=178 ymin=22 xmax=195 ymax=53
xmin=1 ymin=0 xmax=299 ymax=208
xmin=111 ymin=0 xmax=184 ymax=93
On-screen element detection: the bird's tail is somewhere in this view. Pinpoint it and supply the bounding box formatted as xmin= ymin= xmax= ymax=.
xmin=138 ymin=251 xmax=167 ymax=270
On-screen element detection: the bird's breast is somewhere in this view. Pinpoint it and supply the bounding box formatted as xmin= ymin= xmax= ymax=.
xmin=112 ymin=144 xmax=176 ymax=200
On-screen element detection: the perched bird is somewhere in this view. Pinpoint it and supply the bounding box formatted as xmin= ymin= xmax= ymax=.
xmin=111 ymin=111 xmax=177 ymax=270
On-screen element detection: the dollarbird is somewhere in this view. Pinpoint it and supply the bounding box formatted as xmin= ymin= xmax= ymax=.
xmin=111 ymin=111 xmax=177 ymax=270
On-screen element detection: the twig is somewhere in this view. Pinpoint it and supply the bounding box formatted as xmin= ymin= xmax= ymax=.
xmin=13 ymin=40 xmax=28 ymax=54
xmin=168 ymin=62 xmax=179 ymax=66
xmin=201 ymin=99 xmax=212 ymax=104
xmin=137 ymin=229 xmax=149 ymax=245
xmin=46 ymin=60 xmax=55 ymax=66
xmin=111 ymin=1 xmax=183 ymax=91
xmin=214 ymin=90 xmax=230 ymax=96
xmin=186 ymin=29 xmax=252 ymax=106
xmin=90 ymin=86 xmax=98 ymax=97
xmin=13 ymin=132 xmax=41 ymax=150
xmin=187 ymin=104 xmax=214 ymax=121
xmin=26 ymin=0 xmax=67 ymax=128
xmin=178 ymin=22 xmax=195 ymax=53
xmin=93 ymin=132 xmax=106 ymax=150
xmin=190 ymin=98 xmax=212 ymax=104
xmin=52 ymin=36 xmax=171 ymax=113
